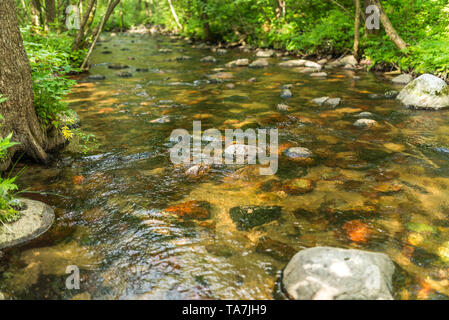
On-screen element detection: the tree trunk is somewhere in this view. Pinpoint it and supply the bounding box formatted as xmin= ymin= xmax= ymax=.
xmin=200 ymin=0 xmax=212 ymax=41
xmin=119 ymin=1 xmax=124 ymax=33
xmin=90 ymin=0 xmax=120 ymax=37
xmin=371 ymin=0 xmax=408 ymax=50
xmin=81 ymin=0 xmax=119 ymax=70
xmin=0 ymin=0 xmax=52 ymax=167
xmin=353 ymin=0 xmax=361 ymax=59
xmin=167 ymin=0 xmax=182 ymax=30
xmin=44 ymin=0 xmax=56 ymax=26
xmin=73 ymin=0 xmax=97 ymax=51
xmin=30 ymin=0 xmax=44 ymax=27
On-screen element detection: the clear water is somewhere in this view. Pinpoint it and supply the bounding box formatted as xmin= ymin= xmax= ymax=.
xmin=1 ymin=33 xmax=449 ymax=300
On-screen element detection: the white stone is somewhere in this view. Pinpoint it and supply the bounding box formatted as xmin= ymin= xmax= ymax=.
xmin=397 ymin=74 xmax=449 ymax=110
xmin=282 ymin=247 xmax=395 ymax=300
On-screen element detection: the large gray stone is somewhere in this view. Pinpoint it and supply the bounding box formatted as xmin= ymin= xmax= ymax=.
xmin=397 ymin=74 xmax=449 ymax=110
xmin=282 ymin=247 xmax=395 ymax=300
xmin=0 ymin=199 xmax=55 ymax=250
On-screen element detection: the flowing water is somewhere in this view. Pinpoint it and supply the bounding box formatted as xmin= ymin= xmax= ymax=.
xmin=1 ymin=33 xmax=449 ymax=300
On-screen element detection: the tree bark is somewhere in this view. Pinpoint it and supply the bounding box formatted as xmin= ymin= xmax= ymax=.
xmin=371 ymin=0 xmax=408 ymax=50
xmin=44 ymin=0 xmax=56 ymax=25
xmin=353 ymin=0 xmax=361 ymax=59
xmin=0 ymin=0 xmax=51 ymax=167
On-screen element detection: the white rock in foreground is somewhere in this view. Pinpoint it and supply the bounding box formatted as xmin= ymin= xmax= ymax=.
xmin=282 ymin=247 xmax=395 ymax=300
xmin=397 ymin=74 xmax=449 ymax=110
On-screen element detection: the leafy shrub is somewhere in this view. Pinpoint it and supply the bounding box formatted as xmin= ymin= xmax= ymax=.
xmin=21 ymin=27 xmax=80 ymax=126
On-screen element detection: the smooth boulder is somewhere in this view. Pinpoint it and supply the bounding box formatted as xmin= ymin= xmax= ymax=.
xmin=397 ymin=74 xmax=449 ymax=110
xmin=282 ymin=247 xmax=395 ymax=300
xmin=0 ymin=199 xmax=55 ymax=250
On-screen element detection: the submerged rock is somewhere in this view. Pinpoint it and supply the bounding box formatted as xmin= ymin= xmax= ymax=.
xmin=280 ymin=89 xmax=292 ymax=99
xmin=165 ymin=201 xmax=211 ymax=220
xmin=230 ymin=206 xmax=282 ymax=231
xmin=216 ymin=48 xmax=227 ymax=55
xmin=116 ymin=71 xmax=133 ymax=78
xmin=283 ymin=147 xmax=313 ymax=160
xmin=176 ymin=55 xmax=192 ymax=61
xmin=136 ymin=68 xmax=149 ymax=72
xmin=384 ymin=90 xmax=399 ymax=99
xmin=201 ymin=56 xmax=217 ymax=63
xmin=312 ymin=96 xmax=330 ymax=106
xmin=282 ymin=178 xmax=314 ymax=195
xmin=277 ymin=103 xmax=291 ymax=111
xmin=256 ymin=237 xmax=296 ymax=262
xmin=185 ymin=164 xmax=210 ymax=177
xmin=304 ymin=61 xmax=322 ymax=70
xmin=249 ymin=58 xmax=269 ymax=68
xmin=397 ymin=74 xmax=449 ymax=110
xmin=311 ymin=97 xmax=341 ymax=107
xmin=87 ymin=74 xmax=106 ymax=81
xmin=354 ymin=119 xmax=377 ymax=128
xmin=226 ymin=59 xmax=249 ymax=67
xmin=279 ymin=59 xmax=306 ymax=68
xmin=108 ymin=63 xmax=129 ymax=70
xmin=282 ymin=247 xmax=395 ymax=300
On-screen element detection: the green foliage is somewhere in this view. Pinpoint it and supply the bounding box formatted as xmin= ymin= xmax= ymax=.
xmin=132 ymin=0 xmax=448 ymax=76
xmin=0 ymin=114 xmax=22 ymax=224
xmin=21 ymin=27 xmax=79 ymax=125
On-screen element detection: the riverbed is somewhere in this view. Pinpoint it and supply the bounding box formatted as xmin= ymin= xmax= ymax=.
xmin=1 ymin=33 xmax=449 ymax=300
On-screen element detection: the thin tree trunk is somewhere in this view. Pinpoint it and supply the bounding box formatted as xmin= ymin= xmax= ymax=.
xmin=81 ymin=0 xmax=118 ymax=70
xmin=119 ymin=1 xmax=124 ymax=33
xmin=371 ymin=0 xmax=408 ymax=50
xmin=90 ymin=0 xmax=120 ymax=37
xmin=200 ymin=0 xmax=212 ymax=41
xmin=144 ymin=1 xmax=150 ymax=17
xmin=0 ymin=0 xmax=51 ymax=166
xmin=44 ymin=0 xmax=56 ymax=26
xmin=353 ymin=0 xmax=361 ymax=59
xmin=167 ymin=0 xmax=182 ymax=30
xmin=30 ymin=0 xmax=44 ymax=27
xmin=73 ymin=0 xmax=97 ymax=51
